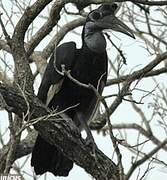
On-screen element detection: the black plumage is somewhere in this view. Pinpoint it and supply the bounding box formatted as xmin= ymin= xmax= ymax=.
xmin=31 ymin=3 xmax=134 ymax=177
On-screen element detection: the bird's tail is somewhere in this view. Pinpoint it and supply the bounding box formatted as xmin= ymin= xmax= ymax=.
xmin=31 ymin=134 xmax=73 ymax=176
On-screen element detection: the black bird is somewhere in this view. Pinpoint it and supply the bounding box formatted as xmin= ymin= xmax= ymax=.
xmin=31 ymin=3 xmax=135 ymax=177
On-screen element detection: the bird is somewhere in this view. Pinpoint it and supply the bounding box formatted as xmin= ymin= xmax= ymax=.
xmin=31 ymin=3 xmax=135 ymax=177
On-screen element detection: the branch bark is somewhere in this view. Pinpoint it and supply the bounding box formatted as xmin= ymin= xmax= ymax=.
xmin=0 ymin=130 xmax=37 ymax=173
xmin=0 ymin=82 xmax=119 ymax=180
xmin=26 ymin=0 xmax=64 ymax=56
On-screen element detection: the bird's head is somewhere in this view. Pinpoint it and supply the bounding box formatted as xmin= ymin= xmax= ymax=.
xmin=83 ymin=3 xmax=135 ymax=40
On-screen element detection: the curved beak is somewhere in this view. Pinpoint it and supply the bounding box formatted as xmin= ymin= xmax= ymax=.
xmin=96 ymin=15 xmax=135 ymax=39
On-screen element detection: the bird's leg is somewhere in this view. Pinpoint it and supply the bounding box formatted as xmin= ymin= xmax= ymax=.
xmin=82 ymin=120 xmax=98 ymax=158
xmin=82 ymin=119 xmax=95 ymax=146
xmin=75 ymin=111 xmax=97 ymax=156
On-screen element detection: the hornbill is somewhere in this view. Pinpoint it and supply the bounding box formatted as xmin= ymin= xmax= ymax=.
xmin=31 ymin=3 xmax=135 ymax=177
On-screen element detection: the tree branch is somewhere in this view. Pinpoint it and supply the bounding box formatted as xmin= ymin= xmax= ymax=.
xmin=103 ymin=123 xmax=167 ymax=151
xmin=72 ymin=0 xmax=167 ymax=9
xmin=126 ymin=138 xmax=167 ymax=179
xmin=90 ymin=52 xmax=167 ymax=129
xmin=0 ymin=130 xmax=37 ymax=173
xmin=26 ymin=0 xmax=64 ymax=56
xmin=0 ymin=82 xmax=119 ymax=180
xmin=107 ymin=67 xmax=167 ymax=86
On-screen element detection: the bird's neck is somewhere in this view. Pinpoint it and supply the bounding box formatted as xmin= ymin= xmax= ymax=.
xmin=83 ymin=31 xmax=106 ymax=54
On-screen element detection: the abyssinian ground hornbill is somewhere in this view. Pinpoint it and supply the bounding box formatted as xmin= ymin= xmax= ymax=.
xmin=31 ymin=3 xmax=135 ymax=177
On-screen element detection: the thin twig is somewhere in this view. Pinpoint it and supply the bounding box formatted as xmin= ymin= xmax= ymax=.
xmin=0 ymin=13 xmax=12 ymax=47
xmin=126 ymin=139 xmax=167 ymax=179
xmin=105 ymin=32 xmax=127 ymax=65
xmin=16 ymin=103 xmax=79 ymax=136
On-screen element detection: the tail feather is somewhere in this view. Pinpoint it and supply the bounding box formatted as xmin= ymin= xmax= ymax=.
xmin=31 ymin=134 xmax=73 ymax=176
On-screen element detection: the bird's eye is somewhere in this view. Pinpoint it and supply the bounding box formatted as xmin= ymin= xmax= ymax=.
xmin=90 ymin=11 xmax=102 ymax=21
xmin=111 ymin=3 xmax=118 ymax=12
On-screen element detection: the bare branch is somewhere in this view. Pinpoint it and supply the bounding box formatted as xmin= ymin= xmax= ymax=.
xmin=0 ymin=82 xmax=119 ymax=180
xmin=107 ymin=54 xmax=167 ymax=86
xmin=0 ymin=14 xmax=12 ymax=48
xmin=126 ymin=139 xmax=167 ymax=179
xmin=26 ymin=1 xmax=64 ymax=56
xmin=103 ymin=123 xmax=167 ymax=151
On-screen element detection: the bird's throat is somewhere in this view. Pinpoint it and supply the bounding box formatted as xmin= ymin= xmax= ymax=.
xmin=84 ymin=32 xmax=106 ymax=53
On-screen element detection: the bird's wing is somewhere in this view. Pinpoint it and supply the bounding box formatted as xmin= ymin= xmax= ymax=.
xmin=37 ymin=42 xmax=76 ymax=105
xmin=75 ymin=78 xmax=106 ymax=131
xmin=86 ymin=79 xmax=106 ymax=124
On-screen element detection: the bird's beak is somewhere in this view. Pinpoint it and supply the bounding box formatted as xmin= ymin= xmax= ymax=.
xmin=96 ymin=15 xmax=135 ymax=39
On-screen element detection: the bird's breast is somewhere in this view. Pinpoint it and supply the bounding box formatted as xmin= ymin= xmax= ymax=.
xmin=48 ymin=52 xmax=107 ymax=118
xmin=72 ymin=55 xmax=107 ymax=87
